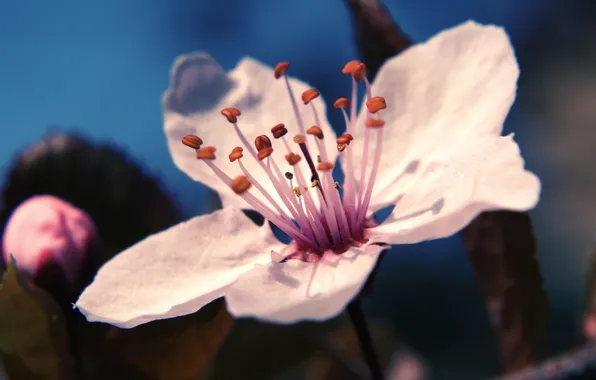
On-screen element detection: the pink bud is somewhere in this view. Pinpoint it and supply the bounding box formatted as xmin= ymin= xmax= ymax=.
xmin=2 ymin=195 xmax=97 ymax=286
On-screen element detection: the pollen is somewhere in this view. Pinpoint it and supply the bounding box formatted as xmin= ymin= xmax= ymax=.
xmin=306 ymin=126 xmax=324 ymax=139
xmin=221 ymin=107 xmax=241 ymax=123
xmin=181 ymin=135 xmax=203 ymax=150
xmin=196 ymin=146 xmax=216 ymax=160
xmin=229 ymin=146 xmax=243 ymax=162
xmin=231 ymin=175 xmax=252 ymax=194
xmin=271 ymin=123 xmax=288 ymax=139
xmin=257 ymin=147 xmax=274 ymax=160
xmin=274 ymin=62 xmax=290 ymax=79
xmin=285 ymin=152 xmax=302 ymax=166
xmin=366 ymin=96 xmax=387 ymax=113
xmin=333 ymin=97 xmax=350 ymax=109
xmin=317 ymin=161 xmax=334 ymax=171
xmin=301 ymin=89 xmax=320 ymax=105
xmin=365 ymin=118 xmax=385 ymax=128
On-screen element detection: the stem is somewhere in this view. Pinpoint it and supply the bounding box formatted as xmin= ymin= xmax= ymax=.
xmin=347 ymin=298 xmax=384 ymax=380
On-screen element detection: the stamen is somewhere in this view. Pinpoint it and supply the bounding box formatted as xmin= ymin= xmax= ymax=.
xmin=231 ymin=175 xmax=252 ymax=194
xmin=196 ymin=146 xmax=216 ymax=160
xmin=294 ymin=134 xmax=325 ymax=202
xmin=181 ymin=134 xmax=203 ymax=150
xmin=271 ymin=123 xmax=288 ymax=139
xmin=203 ymin=159 xmax=315 ymax=247
xmin=306 ymin=126 xmax=324 ymax=140
xmin=257 ymin=147 xmax=274 ymax=160
xmin=301 ymin=89 xmax=320 ymax=105
xmin=229 ymin=146 xmax=243 ymax=162
xmin=221 ymin=107 xmax=241 ymax=123
xmin=366 ymin=96 xmax=387 ymax=114
xmin=274 ymin=62 xmax=307 ymax=136
xmin=285 ymin=172 xmax=293 ymax=180
xmin=237 ymin=157 xmax=293 ymax=223
xmin=285 ymin=152 xmax=302 ymax=166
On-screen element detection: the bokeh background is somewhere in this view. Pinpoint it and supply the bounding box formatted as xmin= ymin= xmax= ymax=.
xmin=1 ymin=0 xmax=594 ymax=378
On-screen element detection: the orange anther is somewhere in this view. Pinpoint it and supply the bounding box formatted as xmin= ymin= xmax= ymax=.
xmin=366 ymin=96 xmax=387 ymax=113
xmin=365 ymin=118 xmax=385 ymax=128
xmin=306 ymin=126 xmax=324 ymax=139
xmin=271 ymin=123 xmax=288 ymax=139
xmin=333 ymin=97 xmax=350 ymax=109
xmin=231 ymin=175 xmax=252 ymax=194
xmin=255 ymin=135 xmax=272 ymax=151
xmin=221 ymin=107 xmax=241 ymax=123
xmin=257 ymin=147 xmax=274 ymax=161
xmin=337 ymin=143 xmax=347 ymax=152
xmin=301 ymin=89 xmax=320 ymax=105
xmin=196 ymin=146 xmax=216 ymax=160
xmin=229 ymin=146 xmax=244 ymax=162
xmin=337 ymin=133 xmax=354 ymax=144
xmin=285 ymin=152 xmax=302 ymax=166
xmin=341 ymin=60 xmax=362 ymax=75
xmin=317 ymin=161 xmax=334 ymax=171
xmin=181 ymin=135 xmax=203 ymax=149
xmin=274 ymin=62 xmax=290 ymax=79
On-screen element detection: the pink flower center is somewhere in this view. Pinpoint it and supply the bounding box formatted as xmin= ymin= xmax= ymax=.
xmin=182 ymin=61 xmax=387 ymax=261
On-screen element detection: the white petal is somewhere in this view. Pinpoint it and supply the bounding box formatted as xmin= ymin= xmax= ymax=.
xmin=348 ymin=21 xmax=519 ymax=211
xmin=75 ymin=207 xmax=283 ymax=328
xmin=163 ymin=53 xmax=337 ymax=213
xmin=368 ymin=134 xmax=540 ymax=245
xmin=225 ymin=243 xmax=385 ymax=323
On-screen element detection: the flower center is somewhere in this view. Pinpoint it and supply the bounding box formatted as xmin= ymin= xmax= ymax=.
xmin=181 ymin=60 xmax=387 ymax=261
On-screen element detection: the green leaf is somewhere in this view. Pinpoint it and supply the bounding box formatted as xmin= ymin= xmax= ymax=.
xmin=0 ymin=259 xmax=77 ymax=380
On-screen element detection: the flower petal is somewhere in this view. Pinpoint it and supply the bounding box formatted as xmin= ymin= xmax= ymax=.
xmin=368 ymin=134 xmax=540 ymax=244
xmin=163 ymin=53 xmax=337 ymax=213
xmin=225 ymin=243 xmax=385 ymax=323
xmin=348 ymin=21 xmax=519 ymax=211
xmin=75 ymin=207 xmax=283 ymax=328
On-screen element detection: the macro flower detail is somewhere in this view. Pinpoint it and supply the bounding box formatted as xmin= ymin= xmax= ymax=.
xmin=76 ymin=21 xmax=540 ymax=328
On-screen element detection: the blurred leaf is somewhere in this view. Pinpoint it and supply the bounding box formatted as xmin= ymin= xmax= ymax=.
xmin=0 ymin=259 xmax=77 ymax=380
xmin=99 ymin=299 xmax=233 ymax=380
xmin=461 ymin=211 xmax=547 ymax=373
xmin=344 ymin=0 xmax=413 ymax=79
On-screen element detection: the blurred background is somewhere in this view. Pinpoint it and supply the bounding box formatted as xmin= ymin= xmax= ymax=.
xmin=1 ymin=0 xmax=595 ymax=379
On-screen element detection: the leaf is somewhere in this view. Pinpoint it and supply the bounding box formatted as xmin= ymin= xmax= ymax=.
xmin=0 ymin=259 xmax=77 ymax=380
xmin=344 ymin=0 xmax=413 ymax=79
xmin=461 ymin=211 xmax=547 ymax=373
xmin=97 ymin=299 xmax=233 ymax=380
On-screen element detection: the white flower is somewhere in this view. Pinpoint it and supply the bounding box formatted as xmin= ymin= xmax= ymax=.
xmin=75 ymin=21 xmax=540 ymax=328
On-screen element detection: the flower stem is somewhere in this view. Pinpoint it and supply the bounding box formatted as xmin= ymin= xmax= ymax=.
xmin=347 ymin=298 xmax=384 ymax=380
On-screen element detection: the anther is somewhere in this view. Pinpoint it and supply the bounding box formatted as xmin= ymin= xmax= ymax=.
xmin=274 ymin=62 xmax=290 ymax=79
xmin=196 ymin=146 xmax=216 ymax=160
xmin=317 ymin=161 xmax=334 ymax=171
xmin=255 ymin=135 xmax=272 ymax=151
xmin=341 ymin=60 xmax=366 ymax=82
xmin=271 ymin=123 xmax=288 ymax=139
xmin=293 ymin=134 xmax=306 ymax=144
xmin=293 ymin=187 xmax=301 ymax=197
xmin=365 ymin=118 xmax=385 ymax=128
xmin=285 ymin=172 xmax=294 ymax=180
xmin=316 ymin=155 xmax=321 ymax=163
xmin=366 ymin=96 xmax=387 ymax=113
xmin=306 ymin=126 xmax=324 ymax=140
xmin=221 ymin=107 xmax=241 ymax=123
xmin=337 ymin=133 xmax=354 ymax=144
xmin=311 ymin=179 xmax=320 ymax=188
xmin=229 ymin=146 xmax=244 ymax=162
xmin=285 ymin=152 xmax=302 ymax=166
xmin=337 ymin=143 xmax=347 ymax=152
xmin=302 ymin=89 xmax=320 ymax=105
xmin=181 ymin=135 xmax=203 ymax=150
xmin=231 ymin=175 xmax=252 ymax=194
xmin=334 ymin=182 xmax=341 ymax=190
xmin=333 ymin=97 xmax=350 ymax=109
xmin=257 ymin=147 xmax=274 ymax=161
